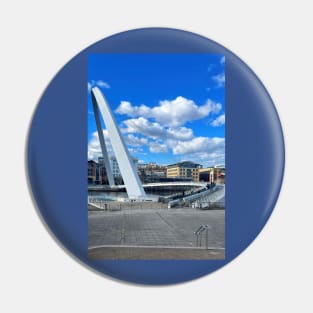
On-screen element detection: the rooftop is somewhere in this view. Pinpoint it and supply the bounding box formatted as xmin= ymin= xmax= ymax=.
xmin=167 ymin=161 xmax=202 ymax=169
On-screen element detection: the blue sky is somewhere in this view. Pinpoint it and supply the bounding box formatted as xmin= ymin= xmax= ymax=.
xmin=88 ymin=54 xmax=225 ymax=167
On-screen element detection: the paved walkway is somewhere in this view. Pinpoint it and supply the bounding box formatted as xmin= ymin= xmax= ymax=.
xmin=88 ymin=208 xmax=224 ymax=259
xmin=88 ymin=246 xmax=225 ymax=260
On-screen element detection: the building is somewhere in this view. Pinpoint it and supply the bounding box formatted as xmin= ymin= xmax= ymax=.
xmin=213 ymin=166 xmax=225 ymax=184
xmin=88 ymin=156 xmax=140 ymax=185
xmin=138 ymin=164 xmax=167 ymax=183
xmin=88 ymin=160 xmax=97 ymax=184
xmin=98 ymin=157 xmax=109 ymax=184
xmin=199 ymin=168 xmax=212 ymax=183
xmin=166 ymin=161 xmax=202 ymax=182
xmin=199 ymin=166 xmax=225 ymax=184
xmin=88 ymin=159 xmax=108 ymax=184
xmin=110 ymin=156 xmax=121 ymax=177
xmin=110 ymin=156 xmax=138 ymax=182
xmin=137 ymin=162 xmax=157 ymax=169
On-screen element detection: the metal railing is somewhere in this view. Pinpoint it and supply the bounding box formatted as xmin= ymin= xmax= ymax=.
xmin=191 ymin=201 xmax=225 ymax=210
xmin=167 ymin=188 xmax=213 ymax=208
xmin=194 ymin=225 xmax=209 ymax=249
xmin=88 ymin=198 xmax=168 ymax=211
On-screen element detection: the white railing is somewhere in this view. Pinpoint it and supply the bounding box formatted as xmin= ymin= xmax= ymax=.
xmin=88 ymin=181 xmax=207 ymax=189
xmin=88 ymin=197 xmax=168 ymax=211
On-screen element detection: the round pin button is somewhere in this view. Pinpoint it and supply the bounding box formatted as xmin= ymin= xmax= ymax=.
xmin=27 ymin=28 xmax=284 ymax=285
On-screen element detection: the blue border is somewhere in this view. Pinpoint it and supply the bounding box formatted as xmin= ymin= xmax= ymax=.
xmin=27 ymin=28 xmax=285 ymax=285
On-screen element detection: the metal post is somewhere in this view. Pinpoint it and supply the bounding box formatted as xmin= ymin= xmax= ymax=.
xmin=205 ymin=226 xmax=209 ymax=249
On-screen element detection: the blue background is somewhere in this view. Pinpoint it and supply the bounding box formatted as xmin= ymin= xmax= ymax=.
xmin=27 ymin=28 xmax=284 ymax=285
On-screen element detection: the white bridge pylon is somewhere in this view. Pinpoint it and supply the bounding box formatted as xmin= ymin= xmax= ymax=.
xmin=91 ymin=87 xmax=147 ymax=200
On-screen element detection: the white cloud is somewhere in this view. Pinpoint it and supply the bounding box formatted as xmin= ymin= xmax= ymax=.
xmin=96 ymin=80 xmax=110 ymax=89
xmin=212 ymin=73 xmax=225 ymax=88
xmin=149 ymin=141 xmax=168 ymax=153
xmin=89 ymin=93 xmax=225 ymax=165
xmin=210 ymin=114 xmax=225 ymax=127
xmin=121 ymin=117 xmax=193 ymax=141
xmin=88 ymin=128 xmax=225 ymax=166
xmin=122 ymin=117 xmax=164 ymax=139
xmin=115 ymin=96 xmax=222 ymax=127
xmin=170 ymin=137 xmax=225 ymax=155
xmin=127 ymin=147 xmax=146 ymax=154
xmin=153 ymin=97 xmax=221 ymax=127
xmin=189 ymin=151 xmax=225 ymax=167
xmin=88 ymin=80 xmax=111 ymax=91
xmin=115 ymin=101 xmax=150 ymax=117
xmin=125 ymin=134 xmax=148 ymax=147
xmin=88 ymin=130 xmax=112 ymax=160
xmin=220 ymin=56 xmax=225 ymax=64
xmin=172 ymin=153 xmax=225 ymax=168
xmin=165 ymin=137 xmax=225 ymax=166
xmin=88 ymin=130 xmax=148 ymax=160
xmin=166 ymin=127 xmax=193 ymax=140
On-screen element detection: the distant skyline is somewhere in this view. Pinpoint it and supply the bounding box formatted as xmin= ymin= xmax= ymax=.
xmin=88 ymin=54 xmax=225 ymax=167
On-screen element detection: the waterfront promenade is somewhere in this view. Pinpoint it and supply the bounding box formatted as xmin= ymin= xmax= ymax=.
xmin=88 ymin=208 xmax=224 ymax=259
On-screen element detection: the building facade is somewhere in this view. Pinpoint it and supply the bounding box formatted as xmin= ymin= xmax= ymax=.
xmin=138 ymin=163 xmax=167 ymax=183
xmin=97 ymin=157 xmax=109 ymax=184
xmin=166 ymin=161 xmax=202 ymax=182
xmin=198 ymin=168 xmax=212 ymax=183
xmin=88 ymin=160 xmax=97 ymax=183
xmin=88 ymin=158 xmax=108 ymax=184
xmin=199 ymin=166 xmax=225 ymax=184
xmin=110 ymin=156 xmax=138 ymax=179
xmin=213 ymin=165 xmax=225 ymax=184
xmin=88 ymin=156 xmax=140 ymax=185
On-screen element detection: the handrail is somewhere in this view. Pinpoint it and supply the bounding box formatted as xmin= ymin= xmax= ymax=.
xmin=194 ymin=224 xmax=209 ymax=249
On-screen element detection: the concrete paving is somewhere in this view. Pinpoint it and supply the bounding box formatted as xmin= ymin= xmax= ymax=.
xmin=88 ymin=208 xmax=224 ymax=259
xmin=88 ymin=246 xmax=225 ymax=260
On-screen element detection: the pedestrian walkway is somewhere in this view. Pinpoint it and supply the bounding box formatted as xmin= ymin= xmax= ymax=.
xmin=88 ymin=208 xmax=224 ymax=259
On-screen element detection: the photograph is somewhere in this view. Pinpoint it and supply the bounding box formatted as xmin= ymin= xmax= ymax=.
xmin=87 ymin=54 xmax=225 ymax=259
